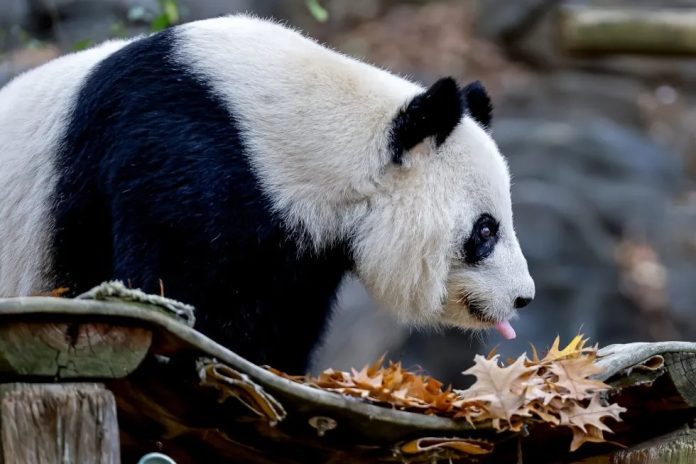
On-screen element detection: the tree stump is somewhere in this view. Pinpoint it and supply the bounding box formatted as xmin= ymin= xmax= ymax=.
xmin=0 ymin=383 xmax=120 ymax=464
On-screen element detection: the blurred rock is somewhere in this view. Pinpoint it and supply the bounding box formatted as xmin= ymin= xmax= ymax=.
xmin=498 ymin=71 xmax=648 ymax=126
xmin=474 ymin=0 xmax=559 ymax=67
xmin=664 ymin=198 xmax=696 ymax=326
xmin=0 ymin=0 xmax=28 ymax=27
xmin=475 ymin=0 xmax=556 ymax=43
xmin=504 ymin=117 xmax=679 ymax=241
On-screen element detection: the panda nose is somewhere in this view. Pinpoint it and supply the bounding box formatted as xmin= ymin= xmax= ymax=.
xmin=514 ymin=296 xmax=533 ymax=309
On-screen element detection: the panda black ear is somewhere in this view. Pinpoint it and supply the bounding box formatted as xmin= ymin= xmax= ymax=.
xmin=390 ymin=77 xmax=464 ymax=164
xmin=461 ymin=80 xmax=493 ymax=130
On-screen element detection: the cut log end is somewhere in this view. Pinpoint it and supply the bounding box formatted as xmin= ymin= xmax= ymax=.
xmin=0 ymin=383 xmax=121 ymax=464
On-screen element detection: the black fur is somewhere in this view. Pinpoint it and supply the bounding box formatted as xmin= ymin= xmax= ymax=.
xmin=389 ymin=77 xmax=464 ymax=164
xmin=461 ymin=81 xmax=493 ymax=130
xmin=463 ymin=214 xmax=499 ymax=265
xmin=50 ymin=29 xmax=351 ymax=373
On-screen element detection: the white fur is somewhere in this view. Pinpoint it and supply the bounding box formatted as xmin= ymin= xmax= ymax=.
xmin=0 ymin=39 xmax=130 ymax=296
xmin=174 ymin=16 xmax=534 ymax=329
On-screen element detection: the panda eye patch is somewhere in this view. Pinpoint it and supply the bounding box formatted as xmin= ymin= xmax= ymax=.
xmin=463 ymin=214 xmax=499 ymax=265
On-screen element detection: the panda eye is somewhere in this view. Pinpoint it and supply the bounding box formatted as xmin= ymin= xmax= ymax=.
xmin=477 ymin=218 xmax=498 ymax=241
xmin=463 ymin=214 xmax=500 ymax=265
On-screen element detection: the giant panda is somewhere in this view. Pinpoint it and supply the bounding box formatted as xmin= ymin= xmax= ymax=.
xmin=0 ymin=16 xmax=534 ymax=373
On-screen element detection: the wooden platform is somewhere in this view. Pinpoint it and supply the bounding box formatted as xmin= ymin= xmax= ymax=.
xmin=0 ymin=297 xmax=693 ymax=463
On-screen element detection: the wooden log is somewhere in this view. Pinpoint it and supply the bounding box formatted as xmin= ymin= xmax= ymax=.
xmin=609 ymin=427 xmax=696 ymax=464
xmin=560 ymin=7 xmax=696 ymax=55
xmin=0 ymin=321 xmax=151 ymax=379
xmin=665 ymin=352 xmax=696 ymax=407
xmin=0 ymin=383 xmax=120 ymax=464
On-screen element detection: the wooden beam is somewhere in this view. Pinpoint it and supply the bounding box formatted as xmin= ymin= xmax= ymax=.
xmin=0 ymin=383 xmax=120 ymax=464
xmin=560 ymin=7 xmax=696 ymax=55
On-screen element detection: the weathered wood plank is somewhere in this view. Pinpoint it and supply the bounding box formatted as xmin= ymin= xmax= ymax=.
xmin=0 ymin=383 xmax=120 ymax=464
xmin=596 ymin=342 xmax=696 ymax=381
xmin=0 ymin=322 xmax=151 ymax=378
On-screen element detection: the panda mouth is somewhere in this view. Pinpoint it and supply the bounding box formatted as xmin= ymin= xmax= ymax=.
xmin=463 ymin=296 xmax=517 ymax=340
xmin=459 ymin=292 xmax=492 ymax=322
xmin=467 ymin=300 xmax=494 ymax=323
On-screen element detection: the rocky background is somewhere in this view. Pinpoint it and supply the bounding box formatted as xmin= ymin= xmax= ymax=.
xmin=1 ymin=0 xmax=695 ymax=386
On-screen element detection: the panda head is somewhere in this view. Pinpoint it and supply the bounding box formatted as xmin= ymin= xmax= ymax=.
xmin=351 ymin=77 xmax=534 ymax=339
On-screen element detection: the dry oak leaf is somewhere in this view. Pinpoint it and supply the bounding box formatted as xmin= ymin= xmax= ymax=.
xmin=307 ymin=360 xmax=462 ymax=415
xmin=560 ymin=393 xmax=625 ymax=435
xmin=460 ymin=354 xmax=537 ymax=423
xmin=542 ymin=334 xmax=590 ymax=362
xmin=522 ymin=373 xmax=556 ymax=405
xmin=550 ymin=357 xmax=609 ymax=400
xmin=527 ymin=401 xmax=561 ymax=425
xmin=569 ymin=423 xmax=624 ymax=452
xmin=35 ymin=287 xmax=71 ymax=297
xmin=350 ymin=366 xmax=384 ymax=390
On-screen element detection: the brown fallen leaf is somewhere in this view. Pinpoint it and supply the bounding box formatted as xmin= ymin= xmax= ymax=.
xmin=550 ymin=357 xmax=609 ymax=400
xmin=560 ymin=394 xmax=626 ymax=435
xmin=35 ymin=287 xmax=71 ymax=297
xmin=570 ymin=424 xmax=607 ymax=452
xmin=351 ymin=366 xmax=384 ymax=390
xmin=265 ymin=334 xmax=626 ymax=452
xmin=528 ymin=401 xmax=560 ymax=425
xmin=460 ymin=354 xmax=537 ymax=423
xmin=543 ymin=334 xmax=589 ymax=362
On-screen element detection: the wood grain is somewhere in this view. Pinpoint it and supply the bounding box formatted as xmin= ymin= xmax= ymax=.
xmin=0 ymin=383 xmax=120 ymax=464
xmin=0 ymin=321 xmax=151 ymax=378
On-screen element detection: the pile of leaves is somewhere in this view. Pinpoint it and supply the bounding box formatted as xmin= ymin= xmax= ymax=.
xmin=458 ymin=336 xmax=625 ymax=451
xmin=268 ymin=335 xmax=626 ymax=452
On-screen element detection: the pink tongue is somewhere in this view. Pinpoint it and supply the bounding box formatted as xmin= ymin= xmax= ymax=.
xmin=495 ymin=320 xmax=516 ymax=340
